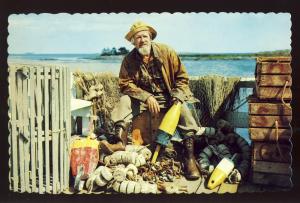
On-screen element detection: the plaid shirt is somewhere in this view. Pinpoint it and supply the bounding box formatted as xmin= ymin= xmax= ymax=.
xmin=138 ymin=51 xmax=168 ymax=95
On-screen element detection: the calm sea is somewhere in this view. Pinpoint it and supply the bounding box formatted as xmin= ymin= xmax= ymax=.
xmin=8 ymin=53 xmax=255 ymax=142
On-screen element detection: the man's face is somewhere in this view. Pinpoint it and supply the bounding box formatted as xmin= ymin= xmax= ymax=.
xmin=133 ymin=30 xmax=151 ymax=56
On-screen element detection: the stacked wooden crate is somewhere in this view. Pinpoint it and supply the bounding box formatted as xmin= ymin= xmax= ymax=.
xmin=249 ymin=57 xmax=293 ymax=188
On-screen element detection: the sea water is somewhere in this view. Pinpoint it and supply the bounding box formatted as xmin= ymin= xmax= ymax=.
xmin=8 ymin=54 xmax=255 ymax=143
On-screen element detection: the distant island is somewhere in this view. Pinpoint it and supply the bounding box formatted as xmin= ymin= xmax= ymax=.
xmin=100 ymin=47 xmax=129 ymax=56
xmin=97 ymin=48 xmax=290 ymax=60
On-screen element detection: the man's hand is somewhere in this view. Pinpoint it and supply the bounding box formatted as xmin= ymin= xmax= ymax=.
xmin=146 ymin=96 xmax=160 ymax=114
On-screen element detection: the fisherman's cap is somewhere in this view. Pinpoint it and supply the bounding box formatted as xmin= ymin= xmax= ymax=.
xmin=125 ymin=21 xmax=157 ymax=42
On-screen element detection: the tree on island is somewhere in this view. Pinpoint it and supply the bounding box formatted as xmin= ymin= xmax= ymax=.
xmin=100 ymin=47 xmax=129 ymax=56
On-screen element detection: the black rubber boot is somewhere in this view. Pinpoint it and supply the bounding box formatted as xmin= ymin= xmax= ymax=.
xmin=183 ymin=137 xmax=201 ymax=180
xmin=100 ymin=123 xmax=126 ymax=154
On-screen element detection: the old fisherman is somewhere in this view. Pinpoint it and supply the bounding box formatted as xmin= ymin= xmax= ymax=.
xmin=97 ymin=21 xmax=209 ymax=180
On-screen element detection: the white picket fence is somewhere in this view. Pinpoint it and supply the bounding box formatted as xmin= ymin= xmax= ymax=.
xmin=8 ymin=65 xmax=71 ymax=194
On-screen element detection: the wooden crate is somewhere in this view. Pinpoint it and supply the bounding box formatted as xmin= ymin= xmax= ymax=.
xmin=252 ymin=142 xmax=291 ymax=163
xmin=255 ymin=56 xmax=292 ymax=100
xmin=255 ymin=57 xmax=291 ymax=75
xmin=131 ymin=110 xmax=166 ymax=145
xmin=251 ymin=172 xmax=292 ymax=188
xmin=248 ymin=97 xmax=292 ymax=142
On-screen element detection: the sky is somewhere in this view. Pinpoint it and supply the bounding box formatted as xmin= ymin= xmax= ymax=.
xmin=8 ymin=12 xmax=291 ymax=54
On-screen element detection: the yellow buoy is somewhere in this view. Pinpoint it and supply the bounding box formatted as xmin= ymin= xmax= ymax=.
xmin=207 ymin=157 xmax=234 ymax=190
xmin=151 ymin=101 xmax=182 ymax=164
xmin=158 ymin=101 xmax=182 ymax=134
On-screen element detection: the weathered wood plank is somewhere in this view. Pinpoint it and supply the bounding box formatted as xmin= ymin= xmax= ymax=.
xmin=257 ymin=75 xmax=292 ymax=87
xmin=257 ymin=56 xmax=291 ymax=63
xmin=55 ymin=68 xmax=61 ymax=193
xmin=59 ymin=68 xmax=64 ymax=191
xmin=29 ymin=67 xmax=37 ymax=192
xmin=63 ymin=68 xmax=68 ymax=189
xmin=36 ymin=68 xmax=44 ymax=194
xmin=66 ymin=68 xmax=71 ymax=190
xmin=236 ymin=77 xmax=255 ymax=88
xmin=10 ymin=66 xmax=19 ymax=192
xmin=256 ymin=62 xmax=291 ymax=74
xmin=51 ymin=67 xmax=58 ymax=194
xmin=44 ymin=66 xmax=50 ymax=193
xmin=22 ymin=67 xmax=31 ymax=193
xmin=249 ymin=115 xmax=292 ymax=128
xmin=249 ymin=128 xmax=291 ymax=142
xmin=8 ymin=70 xmax=12 ymax=191
xmin=17 ymin=70 xmax=25 ymax=192
xmin=251 ymin=172 xmax=292 ymax=188
xmin=63 ymin=68 xmax=69 ymax=188
xmin=252 ymin=160 xmax=292 ymax=175
xmin=256 ymin=86 xmax=292 ymax=100
xmin=249 ymin=102 xmax=292 ymax=116
xmin=252 ymin=142 xmax=291 ymax=163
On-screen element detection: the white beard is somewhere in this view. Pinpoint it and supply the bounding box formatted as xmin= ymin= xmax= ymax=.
xmin=137 ymin=44 xmax=151 ymax=56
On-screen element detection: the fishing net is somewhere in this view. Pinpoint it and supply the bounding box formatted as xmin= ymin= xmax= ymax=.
xmin=189 ymin=75 xmax=241 ymax=127
xmin=73 ymin=72 xmax=241 ymax=130
xmin=73 ymin=71 xmax=121 ymax=131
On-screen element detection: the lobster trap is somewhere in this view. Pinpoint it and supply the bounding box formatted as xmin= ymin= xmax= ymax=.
xmin=8 ymin=65 xmax=71 ymax=194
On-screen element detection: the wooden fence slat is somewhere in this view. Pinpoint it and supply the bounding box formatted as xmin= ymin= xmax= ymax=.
xmin=51 ymin=67 xmax=58 ymax=194
xmin=36 ymin=68 xmax=44 ymax=194
xmin=17 ymin=71 xmax=26 ymax=192
xmin=29 ymin=67 xmax=37 ymax=192
xmin=22 ymin=67 xmax=31 ymax=193
xmin=59 ymin=68 xmax=64 ymax=191
xmin=63 ymin=68 xmax=67 ymax=189
xmin=8 ymin=68 xmax=12 ymax=191
xmin=66 ymin=68 xmax=71 ymax=188
xmin=44 ymin=66 xmax=50 ymax=193
xmin=10 ymin=66 xmax=19 ymax=192
xmin=55 ymin=68 xmax=61 ymax=192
